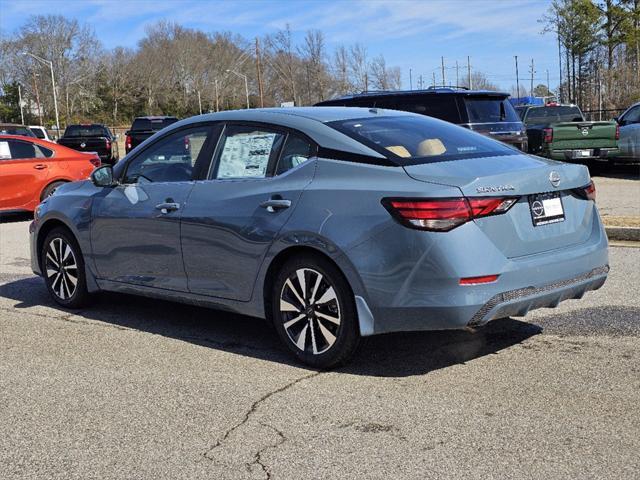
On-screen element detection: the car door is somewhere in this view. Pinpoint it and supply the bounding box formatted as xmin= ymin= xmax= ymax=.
xmin=181 ymin=123 xmax=317 ymax=301
xmin=619 ymin=106 xmax=640 ymax=158
xmin=90 ymin=124 xmax=216 ymax=291
xmin=0 ymin=138 xmax=52 ymax=211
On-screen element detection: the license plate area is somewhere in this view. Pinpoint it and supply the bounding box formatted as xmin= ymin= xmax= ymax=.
xmin=573 ymin=149 xmax=592 ymax=158
xmin=529 ymin=192 xmax=565 ymax=226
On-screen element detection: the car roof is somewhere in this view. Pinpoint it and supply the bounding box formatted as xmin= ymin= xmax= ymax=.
xmin=134 ymin=116 xmax=178 ymax=120
xmin=161 ymin=107 xmax=420 ymax=160
xmin=319 ymin=87 xmax=510 ymax=103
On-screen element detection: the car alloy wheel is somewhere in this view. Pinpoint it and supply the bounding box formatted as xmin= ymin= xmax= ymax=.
xmin=280 ymin=268 xmax=342 ymax=355
xmin=44 ymin=237 xmax=79 ymax=301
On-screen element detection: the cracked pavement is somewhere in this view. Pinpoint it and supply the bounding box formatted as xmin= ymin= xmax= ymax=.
xmin=1 ymin=217 xmax=639 ymax=479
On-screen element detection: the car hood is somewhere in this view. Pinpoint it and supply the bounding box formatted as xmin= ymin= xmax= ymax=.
xmin=402 ymin=153 xmax=591 ymax=196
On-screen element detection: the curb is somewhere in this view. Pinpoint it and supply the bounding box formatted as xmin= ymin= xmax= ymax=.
xmin=605 ymin=226 xmax=640 ymax=242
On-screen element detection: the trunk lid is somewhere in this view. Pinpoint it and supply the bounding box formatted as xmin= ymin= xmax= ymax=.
xmin=403 ymin=153 xmax=595 ymax=258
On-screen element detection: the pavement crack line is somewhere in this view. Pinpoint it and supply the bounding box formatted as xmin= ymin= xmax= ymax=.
xmin=201 ymin=370 xmax=322 ymax=463
xmin=246 ymin=422 xmax=287 ymax=479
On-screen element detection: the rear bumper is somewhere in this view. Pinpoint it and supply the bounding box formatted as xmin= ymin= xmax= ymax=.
xmin=467 ymin=265 xmax=608 ymax=326
xmin=548 ymin=147 xmax=620 ymax=161
xmin=351 ymin=208 xmax=609 ymax=335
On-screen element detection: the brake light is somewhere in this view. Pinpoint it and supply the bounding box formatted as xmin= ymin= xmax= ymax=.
xmin=383 ymin=197 xmax=518 ymax=231
xmin=543 ymin=128 xmax=553 ymax=143
xmin=615 ymin=124 xmax=620 ymax=140
xmin=126 ymin=134 xmax=132 ymax=150
xmin=584 ymin=181 xmax=596 ymax=202
xmin=89 ymin=156 xmax=101 ymax=168
xmin=105 ymin=139 xmax=111 ymax=150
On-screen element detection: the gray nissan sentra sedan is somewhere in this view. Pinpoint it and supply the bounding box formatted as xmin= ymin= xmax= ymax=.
xmin=30 ymin=107 xmax=609 ymax=367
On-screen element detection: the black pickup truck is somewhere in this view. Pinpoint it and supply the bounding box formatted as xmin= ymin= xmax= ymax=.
xmin=125 ymin=116 xmax=178 ymax=154
xmin=57 ymin=124 xmax=119 ymax=165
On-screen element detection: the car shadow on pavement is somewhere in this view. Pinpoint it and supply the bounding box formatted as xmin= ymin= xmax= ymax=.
xmin=0 ymin=276 xmax=542 ymax=377
xmin=0 ymin=212 xmax=33 ymax=224
xmin=591 ymin=162 xmax=640 ymax=180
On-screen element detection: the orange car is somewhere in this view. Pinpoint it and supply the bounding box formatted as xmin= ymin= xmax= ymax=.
xmin=0 ymin=135 xmax=100 ymax=213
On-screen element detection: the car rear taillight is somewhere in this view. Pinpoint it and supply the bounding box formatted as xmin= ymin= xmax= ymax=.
xmin=89 ymin=156 xmax=101 ymax=168
xmin=543 ymin=128 xmax=553 ymax=143
xmin=584 ymin=181 xmax=596 ymax=202
xmin=105 ymin=139 xmax=111 ymax=150
xmin=382 ymin=197 xmax=518 ymax=232
xmin=126 ymin=134 xmax=132 ymax=150
xmin=615 ymin=124 xmax=620 ymax=140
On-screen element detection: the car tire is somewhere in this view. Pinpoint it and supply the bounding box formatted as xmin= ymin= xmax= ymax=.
xmin=40 ymin=181 xmax=66 ymax=201
xmin=271 ymin=254 xmax=360 ymax=368
xmin=41 ymin=227 xmax=90 ymax=309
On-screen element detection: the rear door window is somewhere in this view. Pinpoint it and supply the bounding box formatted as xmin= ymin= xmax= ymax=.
xmin=2 ymin=139 xmax=53 ymax=159
xmin=394 ymin=95 xmax=461 ymax=123
xmin=212 ymin=125 xmax=285 ymax=179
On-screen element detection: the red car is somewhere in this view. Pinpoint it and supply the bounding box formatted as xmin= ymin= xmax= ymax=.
xmin=0 ymin=135 xmax=100 ymax=214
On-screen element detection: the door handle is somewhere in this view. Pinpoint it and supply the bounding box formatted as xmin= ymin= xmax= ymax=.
xmin=155 ymin=202 xmax=180 ymax=213
xmin=33 ymin=164 xmax=47 ymax=170
xmin=260 ymin=198 xmax=291 ymax=212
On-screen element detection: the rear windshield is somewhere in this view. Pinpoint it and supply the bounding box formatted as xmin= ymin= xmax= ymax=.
xmin=524 ymin=106 xmax=584 ymax=124
xmin=464 ymin=97 xmax=520 ymax=123
xmin=131 ymin=117 xmax=178 ymax=131
xmin=329 ymin=115 xmax=515 ymax=165
xmin=64 ymin=125 xmax=108 ymax=137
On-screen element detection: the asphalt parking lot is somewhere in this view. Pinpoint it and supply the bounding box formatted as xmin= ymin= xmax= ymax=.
xmin=1 ymin=215 xmax=639 ymax=479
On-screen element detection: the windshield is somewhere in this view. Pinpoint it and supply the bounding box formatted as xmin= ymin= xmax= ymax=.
xmin=329 ymin=115 xmax=515 ymax=165
xmin=464 ymin=97 xmax=520 ymax=123
xmin=131 ymin=117 xmax=178 ymax=131
xmin=64 ymin=125 xmax=108 ymax=137
xmin=524 ymin=106 xmax=584 ymax=124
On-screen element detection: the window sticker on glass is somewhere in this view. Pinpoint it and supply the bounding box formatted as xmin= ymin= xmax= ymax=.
xmin=217 ymin=132 xmax=277 ymax=179
xmin=0 ymin=141 xmax=10 ymax=159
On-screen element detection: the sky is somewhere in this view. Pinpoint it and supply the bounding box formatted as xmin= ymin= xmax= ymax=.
xmin=0 ymin=0 xmax=559 ymax=92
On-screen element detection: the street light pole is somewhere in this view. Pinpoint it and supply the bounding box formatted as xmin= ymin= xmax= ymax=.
xmin=23 ymin=52 xmax=60 ymax=132
xmin=226 ymin=69 xmax=250 ymax=109
xmin=17 ymin=83 xmax=24 ymax=125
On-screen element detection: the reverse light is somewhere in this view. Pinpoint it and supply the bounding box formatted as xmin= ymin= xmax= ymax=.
xmin=585 ymin=181 xmax=596 ymax=202
xmin=382 ymin=197 xmax=519 ymax=232
xmin=543 ymin=128 xmax=553 ymax=143
xmin=460 ymin=274 xmax=499 ymax=285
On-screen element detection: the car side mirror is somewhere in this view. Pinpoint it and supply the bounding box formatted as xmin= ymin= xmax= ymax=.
xmin=91 ymin=165 xmax=116 ymax=187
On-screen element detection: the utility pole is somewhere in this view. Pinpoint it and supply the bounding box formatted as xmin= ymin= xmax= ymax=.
xmin=529 ymin=58 xmax=535 ymax=97
xmin=32 ymin=72 xmax=43 ymax=125
xmin=546 ymin=69 xmax=550 ymax=99
xmin=23 ymin=52 xmax=59 ymax=132
xmin=409 ymin=68 xmax=413 ymax=90
xmin=255 ymin=38 xmax=264 ymax=107
xmin=197 ymin=90 xmax=202 ymax=114
xmin=441 ymin=56 xmax=445 ymax=86
xmin=214 ymin=78 xmax=219 ymax=112
xmin=467 ymin=56 xmax=472 ymax=89
xmin=455 ymin=60 xmax=459 ymax=87
xmin=18 ymin=83 xmax=24 ymax=125
xmin=557 ymin=13 xmax=563 ymax=103
xmin=515 ymin=55 xmax=520 ymax=102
